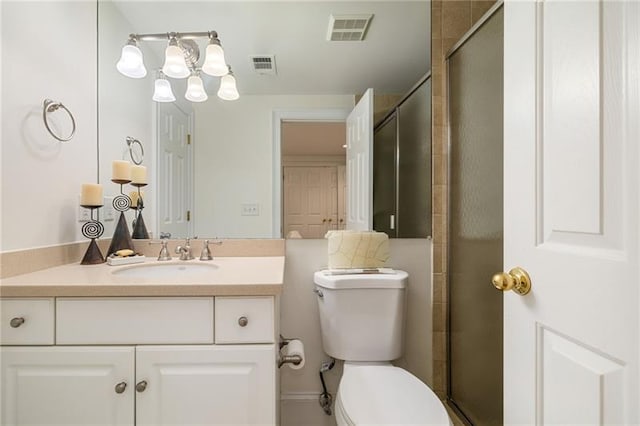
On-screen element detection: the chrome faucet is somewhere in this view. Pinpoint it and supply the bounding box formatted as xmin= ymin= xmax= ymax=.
xmin=175 ymin=238 xmax=194 ymax=261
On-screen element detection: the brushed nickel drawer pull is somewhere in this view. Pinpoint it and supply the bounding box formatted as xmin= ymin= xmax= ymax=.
xmin=115 ymin=382 xmax=127 ymax=394
xmin=136 ymin=380 xmax=148 ymax=392
xmin=10 ymin=317 xmax=25 ymax=328
xmin=238 ymin=316 xmax=249 ymax=327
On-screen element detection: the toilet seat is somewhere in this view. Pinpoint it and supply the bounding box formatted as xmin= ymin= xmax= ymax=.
xmin=336 ymin=364 xmax=451 ymax=426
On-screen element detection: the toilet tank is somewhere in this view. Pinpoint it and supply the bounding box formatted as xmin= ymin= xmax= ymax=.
xmin=313 ymin=270 xmax=408 ymax=361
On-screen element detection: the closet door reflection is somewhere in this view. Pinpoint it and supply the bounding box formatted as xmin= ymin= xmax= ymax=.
xmin=447 ymin=6 xmax=503 ymax=426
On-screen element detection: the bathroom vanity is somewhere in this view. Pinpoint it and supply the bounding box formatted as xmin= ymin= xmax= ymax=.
xmin=0 ymin=256 xmax=284 ymax=426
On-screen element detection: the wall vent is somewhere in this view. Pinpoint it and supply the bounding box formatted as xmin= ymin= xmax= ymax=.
xmin=250 ymin=55 xmax=277 ymax=75
xmin=327 ymin=14 xmax=373 ymax=41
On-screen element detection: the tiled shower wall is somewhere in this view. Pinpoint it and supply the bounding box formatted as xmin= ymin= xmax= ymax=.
xmin=431 ymin=0 xmax=497 ymax=398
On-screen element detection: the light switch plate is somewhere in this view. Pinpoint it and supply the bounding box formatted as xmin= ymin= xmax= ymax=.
xmin=241 ymin=203 xmax=259 ymax=216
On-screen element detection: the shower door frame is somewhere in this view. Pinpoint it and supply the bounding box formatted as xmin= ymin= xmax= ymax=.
xmin=445 ymin=2 xmax=505 ymax=425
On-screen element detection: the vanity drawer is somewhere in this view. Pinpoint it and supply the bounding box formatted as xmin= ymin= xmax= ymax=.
xmin=215 ymin=296 xmax=274 ymax=344
xmin=0 ymin=298 xmax=54 ymax=345
xmin=56 ymin=297 xmax=214 ymax=344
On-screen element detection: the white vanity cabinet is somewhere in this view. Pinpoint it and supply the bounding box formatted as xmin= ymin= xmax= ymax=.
xmin=136 ymin=345 xmax=274 ymax=425
xmin=1 ymin=346 xmax=135 ymax=425
xmin=0 ymin=296 xmax=277 ymax=426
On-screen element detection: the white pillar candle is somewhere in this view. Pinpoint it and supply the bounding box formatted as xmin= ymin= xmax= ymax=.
xmin=129 ymin=190 xmax=144 ymax=207
xmin=112 ymin=160 xmax=131 ymax=181
xmin=131 ymin=165 xmax=147 ymax=184
xmin=80 ymin=183 xmax=103 ymax=206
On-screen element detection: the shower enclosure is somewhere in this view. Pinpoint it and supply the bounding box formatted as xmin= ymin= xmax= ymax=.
xmin=446 ymin=4 xmax=504 ymax=425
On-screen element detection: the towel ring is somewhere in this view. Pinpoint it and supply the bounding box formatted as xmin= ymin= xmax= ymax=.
xmin=126 ymin=136 xmax=144 ymax=165
xmin=42 ymin=99 xmax=76 ymax=142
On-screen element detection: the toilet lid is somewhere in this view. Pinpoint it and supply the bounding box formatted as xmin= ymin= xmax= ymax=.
xmin=338 ymin=365 xmax=450 ymax=425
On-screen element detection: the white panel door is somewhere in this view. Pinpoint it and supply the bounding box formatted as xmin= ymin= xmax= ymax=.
xmin=158 ymin=103 xmax=192 ymax=238
xmin=1 ymin=347 xmax=134 ymax=426
xmin=136 ymin=345 xmax=275 ymax=426
xmin=346 ymin=89 xmax=374 ymax=231
xmin=283 ymin=166 xmax=337 ymax=238
xmin=504 ymin=1 xmax=639 ymax=424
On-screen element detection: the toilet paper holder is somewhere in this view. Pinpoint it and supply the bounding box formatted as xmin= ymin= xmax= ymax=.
xmin=278 ymin=335 xmax=303 ymax=368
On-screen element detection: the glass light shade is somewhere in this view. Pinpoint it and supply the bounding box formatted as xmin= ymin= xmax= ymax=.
xmin=116 ymin=45 xmax=147 ymax=78
xmin=217 ymin=73 xmax=239 ymax=101
xmin=152 ymin=78 xmax=176 ymax=102
xmin=202 ymin=44 xmax=228 ymax=77
xmin=185 ymin=75 xmax=208 ymax=102
xmin=162 ymin=45 xmax=190 ymax=79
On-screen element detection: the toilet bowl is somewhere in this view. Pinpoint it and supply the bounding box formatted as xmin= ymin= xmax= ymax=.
xmin=313 ymin=270 xmax=451 ymax=426
xmin=335 ymin=363 xmax=450 ymax=426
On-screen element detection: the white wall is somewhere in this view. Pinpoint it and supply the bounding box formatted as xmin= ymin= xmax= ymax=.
xmin=97 ymin=1 xmax=156 ymax=237
xmin=280 ymin=238 xmax=432 ymax=426
xmin=1 ymin=1 xmax=97 ymax=251
xmin=193 ymin=95 xmax=354 ymax=238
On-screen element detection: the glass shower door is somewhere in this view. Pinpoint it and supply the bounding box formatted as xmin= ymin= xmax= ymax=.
xmin=447 ymin=6 xmax=504 ymax=426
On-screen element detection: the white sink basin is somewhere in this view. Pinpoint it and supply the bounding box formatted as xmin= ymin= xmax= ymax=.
xmin=112 ymin=262 xmax=218 ymax=279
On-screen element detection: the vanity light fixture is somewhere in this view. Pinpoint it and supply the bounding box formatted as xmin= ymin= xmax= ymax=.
xmin=217 ymin=66 xmax=240 ymax=101
xmin=116 ymin=31 xmax=240 ymax=103
xmin=185 ymin=72 xmax=208 ymax=102
xmin=116 ymin=37 xmax=147 ymax=78
xmin=152 ymin=72 xmax=176 ymax=103
xmin=162 ymin=36 xmax=191 ymax=79
xmin=202 ymin=32 xmax=228 ymax=77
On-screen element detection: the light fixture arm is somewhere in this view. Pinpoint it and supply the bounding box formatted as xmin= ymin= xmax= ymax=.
xmin=132 ymin=31 xmax=220 ymax=42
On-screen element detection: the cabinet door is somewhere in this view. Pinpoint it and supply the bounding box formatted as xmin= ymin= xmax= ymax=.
xmin=136 ymin=345 xmax=275 ymax=426
xmin=1 ymin=347 xmax=134 ymax=426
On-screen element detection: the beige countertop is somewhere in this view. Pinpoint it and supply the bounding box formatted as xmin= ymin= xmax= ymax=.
xmin=0 ymin=257 xmax=285 ymax=297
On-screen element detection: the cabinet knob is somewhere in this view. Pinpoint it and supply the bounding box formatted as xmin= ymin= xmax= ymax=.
xmin=114 ymin=382 xmax=127 ymax=394
xmin=238 ymin=316 xmax=249 ymax=327
xmin=136 ymin=380 xmax=148 ymax=393
xmin=10 ymin=317 xmax=25 ymax=328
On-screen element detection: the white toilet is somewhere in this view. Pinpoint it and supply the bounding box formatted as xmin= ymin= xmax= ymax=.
xmin=314 ymin=270 xmax=451 ymax=426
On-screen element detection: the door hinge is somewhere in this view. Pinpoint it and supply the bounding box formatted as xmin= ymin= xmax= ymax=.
xmin=187 ymin=134 xmax=192 ymax=145
xmin=187 ymin=210 xmax=191 ymax=221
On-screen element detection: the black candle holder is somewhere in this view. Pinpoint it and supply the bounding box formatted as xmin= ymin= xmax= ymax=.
xmin=106 ymin=180 xmax=134 ymax=257
xmin=131 ymin=183 xmax=149 ymax=239
xmin=80 ymin=206 xmax=105 ymax=265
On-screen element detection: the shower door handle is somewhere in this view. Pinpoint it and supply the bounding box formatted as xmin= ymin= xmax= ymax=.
xmin=491 ymin=267 xmax=532 ymax=295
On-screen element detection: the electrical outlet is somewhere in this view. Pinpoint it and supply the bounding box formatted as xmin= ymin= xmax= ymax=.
xmin=103 ymin=196 xmax=115 ymax=221
xmin=241 ymin=203 xmax=259 ymax=216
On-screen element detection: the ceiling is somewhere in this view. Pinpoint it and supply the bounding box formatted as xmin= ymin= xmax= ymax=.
xmin=282 ymin=122 xmax=346 ymax=156
xmin=109 ymin=1 xmax=431 ymax=96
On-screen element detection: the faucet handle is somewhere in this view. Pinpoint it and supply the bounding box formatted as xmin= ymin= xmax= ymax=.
xmin=149 ymin=240 xmax=171 ymax=261
xmin=200 ymin=240 xmax=213 ymax=261
xmin=159 ymin=231 xmax=171 ymax=239
xmin=200 ymin=239 xmax=222 ymax=261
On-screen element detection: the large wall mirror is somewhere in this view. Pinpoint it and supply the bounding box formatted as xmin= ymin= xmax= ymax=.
xmin=98 ymin=1 xmax=430 ymax=239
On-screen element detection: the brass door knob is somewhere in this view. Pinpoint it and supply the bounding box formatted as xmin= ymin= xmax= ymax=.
xmin=492 ymin=267 xmax=532 ymax=295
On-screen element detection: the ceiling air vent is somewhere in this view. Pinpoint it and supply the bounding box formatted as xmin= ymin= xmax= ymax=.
xmin=327 ymin=14 xmax=373 ymax=41
xmin=250 ymin=55 xmax=277 ymax=75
